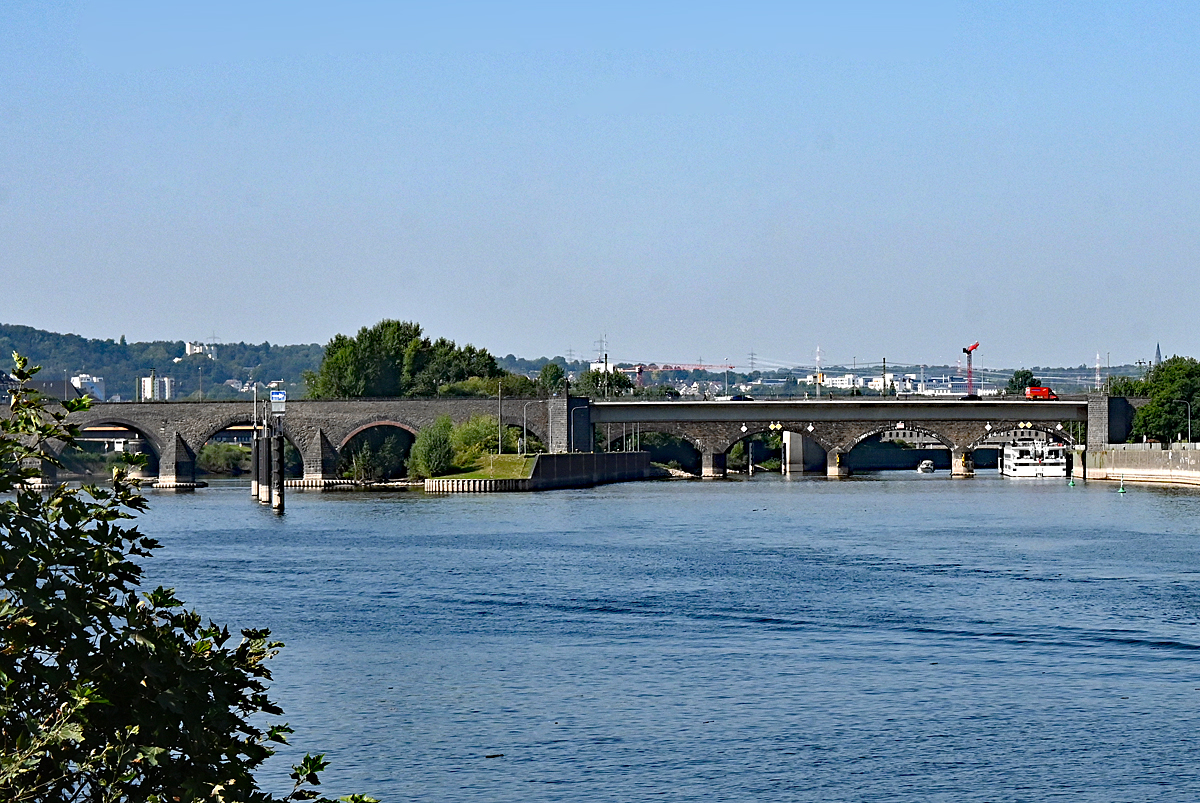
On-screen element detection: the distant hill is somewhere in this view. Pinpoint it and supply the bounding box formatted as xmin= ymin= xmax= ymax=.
xmin=0 ymin=324 xmax=322 ymax=401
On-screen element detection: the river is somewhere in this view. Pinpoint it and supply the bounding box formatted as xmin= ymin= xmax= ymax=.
xmin=137 ymin=473 xmax=1200 ymax=802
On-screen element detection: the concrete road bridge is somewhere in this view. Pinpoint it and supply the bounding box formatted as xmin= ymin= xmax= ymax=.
xmin=586 ymin=398 xmax=1102 ymax=477
xmin=57 ymin=394 xmax=1138 ymax=485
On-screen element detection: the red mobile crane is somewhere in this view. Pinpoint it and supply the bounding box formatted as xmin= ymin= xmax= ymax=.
xmin=962 ymin=342 xmax=979 ymax=397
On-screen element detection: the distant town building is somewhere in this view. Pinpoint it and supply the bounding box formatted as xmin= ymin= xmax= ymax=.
xmin=70 ymin=373 xmax=106 ymax=401
xmin=140 ymin=376 xmax=175 ymax=401
xmin=823 ymin=373 xmax=865 ymax=389
xmin=27 ymin=380 xmax=85 ymax=401
xmin=186 ymin=341 xmax=216 ymax=359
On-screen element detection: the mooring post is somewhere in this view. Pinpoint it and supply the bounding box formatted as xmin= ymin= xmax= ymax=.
xmin=270 ymin=435 xmax=285 ymax=513
xmin=258 ymin=434 xmax=272 ymax=504
xmin=250 ymin=437 xmax=259 ymax=498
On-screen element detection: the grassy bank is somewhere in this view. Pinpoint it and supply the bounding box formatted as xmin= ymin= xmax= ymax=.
xmin=436 ymin=454 xmax=537 ymax=480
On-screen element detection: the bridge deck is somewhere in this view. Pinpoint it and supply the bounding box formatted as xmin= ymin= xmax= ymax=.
xmin=589 ymin=399 xmax=1087 ymax=424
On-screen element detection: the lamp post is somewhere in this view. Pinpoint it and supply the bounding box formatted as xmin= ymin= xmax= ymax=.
xmin=1170 ymin=398 xmax=1193 ymax=444
xmin=522 ymin=400 xmax=536 ymax=455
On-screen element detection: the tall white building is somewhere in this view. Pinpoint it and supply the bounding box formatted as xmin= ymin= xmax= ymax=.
xmin=140 ymin=376 xmax=175 ymax=401
xmin=184 ymin=341 xmax=216 ymax=359
xmin=70 ymin=374 xmax=106 ymax=401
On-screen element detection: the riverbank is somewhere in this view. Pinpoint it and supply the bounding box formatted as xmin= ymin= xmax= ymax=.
xmin=1084 ymin=443 xmax=1200 ymax=487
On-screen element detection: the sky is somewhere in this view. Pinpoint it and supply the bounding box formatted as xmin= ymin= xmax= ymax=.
xmin=1 ymin=1 xmax=1197 ymax=372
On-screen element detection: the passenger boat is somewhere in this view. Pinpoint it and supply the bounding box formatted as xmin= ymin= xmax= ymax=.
xmin=1000 ymin=439 xmax=1068 ymax=478
xmin=917 ymin=459 xmax=935 ymax=473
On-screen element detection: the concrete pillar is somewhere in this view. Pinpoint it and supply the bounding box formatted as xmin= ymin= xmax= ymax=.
xmin=826 ymin=448 xmax=850 ymax=478
xmin=258 ymin=435 xmax=271 ymax=504
xmin=784 ymin=431 xmax=826 ymax=474
xmin=567 ymin=397 xmax=592 ymax=453
xmin=270 ymin=436 xmax=285 ymax=512
xmin=701 ymin=451 xmax=727 ymax=478
xmin=951 ymin=448 xmax=975 ymax=477
xmin=250 ymin=437 xmax=259 ymax=497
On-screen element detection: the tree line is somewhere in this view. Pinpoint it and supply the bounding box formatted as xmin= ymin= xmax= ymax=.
xmin=0 ymin=323 xmax=323 ymax=401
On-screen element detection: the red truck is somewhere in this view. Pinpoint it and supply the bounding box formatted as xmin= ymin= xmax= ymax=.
xmin=1024 ymin=386 xmax=1058 ymax=400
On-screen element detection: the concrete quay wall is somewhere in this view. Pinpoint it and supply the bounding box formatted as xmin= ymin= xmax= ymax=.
xmin=528 ymin=451 xmax=651 ymax=490
xmin=424 ymin=452 xmax=652 ymax=494
xmin=1085 ymin=443 xmax=1200 ymax=487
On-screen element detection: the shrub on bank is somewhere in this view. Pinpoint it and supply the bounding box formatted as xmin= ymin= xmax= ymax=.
xmin=0 ymin=354 xmax=374 ymax=802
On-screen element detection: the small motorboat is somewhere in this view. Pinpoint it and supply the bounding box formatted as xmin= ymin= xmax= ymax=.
xmin=917 ymin=459 xmax=935 ymax=473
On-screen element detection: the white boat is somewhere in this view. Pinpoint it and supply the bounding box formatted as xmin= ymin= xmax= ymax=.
xmin=1001 ymin=439 xmax=1068 ymax=478
xmin=917 ymin=459 xmax=935 ymax=473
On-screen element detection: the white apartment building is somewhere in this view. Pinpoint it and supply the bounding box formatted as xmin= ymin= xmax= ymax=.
xmin=185 ymin=341 xmax=216 ymax=359
xmin=70 ymin=373 xmax=106 ymax=401
xmin=140 ymin=376 xmax=175 ymax=401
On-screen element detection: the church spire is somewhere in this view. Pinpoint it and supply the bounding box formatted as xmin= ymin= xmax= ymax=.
xmin=1155 ymin=343 xmax=1162 ymax=366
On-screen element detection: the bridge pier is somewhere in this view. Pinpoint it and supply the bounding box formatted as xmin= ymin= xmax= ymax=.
xmin=121 ymin=438 xmax=155 ymax=480
xmin=302 ymin=428 xmax=340 ymax=485
xmin=701 ymin=451 xmax=727 ymax=478
xmin=155 ymin=431 xmax=199 ymax=488
xmin=18 ymin=457 xmax=57 ymax=489
xmin=826 ymin=448 xmax=851 ymax=478
xmin=783 ymin=431 xmax=826 ymax=474
xmin=951 ymin=448 xmax=975 ymax=478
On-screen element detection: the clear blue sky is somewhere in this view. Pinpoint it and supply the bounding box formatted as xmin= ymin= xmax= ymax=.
xmin=2 ymin=1 xmax=1196 ymax=371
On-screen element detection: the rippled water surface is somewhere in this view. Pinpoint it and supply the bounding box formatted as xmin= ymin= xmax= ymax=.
xmin=139 ymin=474 xmax=1200 ymax=802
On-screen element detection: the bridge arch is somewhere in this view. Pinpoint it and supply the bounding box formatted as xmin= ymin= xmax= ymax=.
xmin=500 ymin=415 xmax=547 ymax=450
xmin=339 ymin=419 xmax=419 ymax=451
xmin=69 ymin=416 xmax=164 ymax=456
xmin=844 ymin=423 xmax=955 ymax=452
xmin=968 ymin=422 xmax=1076 ymax=451
xmin=606 ymin=421 xmax=706 ymax=454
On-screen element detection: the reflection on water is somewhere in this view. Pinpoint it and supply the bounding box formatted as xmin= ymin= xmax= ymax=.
xmin=138 ymin=474 xmax=1200 ymax=801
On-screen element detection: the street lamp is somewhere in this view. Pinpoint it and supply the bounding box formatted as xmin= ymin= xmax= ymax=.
xmin=1170 ymin=399 xmax=1193 ymax=444
xmin=522 ymin=400 xmax=537 ymax=455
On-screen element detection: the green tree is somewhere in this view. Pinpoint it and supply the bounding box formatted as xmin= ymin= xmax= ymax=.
xmin=197 ymin=442 xmax=252 ymax=475
xmin=538 ymin=363 xmax=565 ymax=395
xmin=1129 ymin=356 xmax=1200 ymax=443
xmin=408 ymin=415 xmax=454 ymax=478
xmin=1005 ymin=369 xmax=1040 ymax=396
xmin=0 ymin=354 xmax=373 ymax=802
xmin=437 ymin=374 xmax=538 ymax=398
xmin=572 ymin=369 xmax=635 ymax=399
xmin=304 ymin=320 xmax=504 ymax=399
xmin=450 ymin=415 xmax=518 ymax=462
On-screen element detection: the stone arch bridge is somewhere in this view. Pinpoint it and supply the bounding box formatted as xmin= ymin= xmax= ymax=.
xmin=59 ymin=394 xmax=1134 ymax=484
xmin=64 ymin=398 xmax=559 ymax=485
